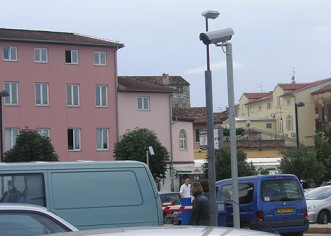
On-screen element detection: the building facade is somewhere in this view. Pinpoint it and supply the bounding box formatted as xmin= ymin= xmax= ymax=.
xmin=0 ymin=28 xmax=123 ymax=161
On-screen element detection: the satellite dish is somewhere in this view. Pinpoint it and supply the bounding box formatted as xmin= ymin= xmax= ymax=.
xmin=246 ymin=120 xmax=251 ymax=127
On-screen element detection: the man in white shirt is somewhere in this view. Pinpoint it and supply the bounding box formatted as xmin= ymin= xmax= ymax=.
xmin=180 ymin=178 xmax=191 ymax=198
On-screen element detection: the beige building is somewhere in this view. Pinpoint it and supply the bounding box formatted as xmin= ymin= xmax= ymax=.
xmin=229 ymin=78 xmax=331 ymax=147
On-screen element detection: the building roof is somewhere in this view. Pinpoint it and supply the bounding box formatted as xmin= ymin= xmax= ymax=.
xmin=243 ymin=92 xmax=272 ymax=100
xmin=278 ymin=83 xmax=309 ymax=91
xmin=117 ymin=77 xmax=175 ymax=93
xmin=172 ymin=107 xmax=228 ymax=124
xmin=281 ymin=78 xmax=331 ymax=96
xmin=118 ymin=75 xmax=190 ymax=86
xmin=246 ymin=93 xmax=273 ymax=104
xmin=311 ymin=82 xmax=331 ymax=95
xmin=0 ymin=28 xmax=124 ymax=48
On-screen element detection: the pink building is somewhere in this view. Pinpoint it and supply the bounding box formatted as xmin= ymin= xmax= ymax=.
xmin=117 ymin=77 xmax=194 ymax=191
xmin=0 ymin=28 xmax=123 ymax=161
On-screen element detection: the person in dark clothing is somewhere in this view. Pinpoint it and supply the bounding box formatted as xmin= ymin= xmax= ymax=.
xmin=0 ymin=180 xmax=22 ymax=203
xmin=189 ymin=182 xmax=210 ymax=226
xmin=200 ymin=179 xmax=209 ymax=199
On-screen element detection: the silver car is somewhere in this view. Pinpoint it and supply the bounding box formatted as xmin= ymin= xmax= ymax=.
xmin=306 ymin=186 xmax=331 ymax=224
xmin=0 ymin=203 xmax=78 ymax=235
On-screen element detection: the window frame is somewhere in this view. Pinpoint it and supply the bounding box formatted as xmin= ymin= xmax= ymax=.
xmin=67 ymin=128 xmax=81 ymax=151
xmin=3 ymin=46 xmax=17 ymax=61
xmin=65 ymin=50 xmax=79 ymax=64
xmin=36 ymin=128 xmax=50 ymax=138
xmin=35 ymin=83 xmax=49 ymax=106
xmin=34 ymin=48 xmax=48 ymax=63
xmin=66 ymin=84 xmax=80 ymax=107
xmin=4 ymin=82 xmax=18 ymax=105
xmin=96 ymin=128 xmax=109 ymax=151
xmin=95 ymin=85 xmax=108 ymax=107
xmin=5 ymin=128 xmax=19 ymax=151
xmin=94 ymin=51 xmax=106 ymax=66
xmin=138 ymin=97 xmax=149 ymax=110
xmin=179 ymin=129 xmax=187 ymax=150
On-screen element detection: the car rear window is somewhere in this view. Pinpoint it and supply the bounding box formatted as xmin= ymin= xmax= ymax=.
xmin=220 ymin=183 xmax=254 ymax=205
xmin=159 ymin=193 xmax=181 ymax=205
xmin=262 ymin=179 xmax=303 ymax=202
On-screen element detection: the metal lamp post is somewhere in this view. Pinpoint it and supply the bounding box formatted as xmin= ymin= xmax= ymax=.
xmin=201 ymin=10 xmax=220 ymax=226
xmin=295 ymin=102 xmax=305 ymax=148
xmin=0 ymin=90 xmax=9 ymax=162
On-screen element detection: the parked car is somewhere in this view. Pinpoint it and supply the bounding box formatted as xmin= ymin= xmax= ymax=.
xmin=305 ymin=186 xmax=331 ymax=224
xmin=0 ymin=203 xmax=78 ymax=235
xmin=49 ymin=226 xmax=275 ymax=236
xmin=159 ymin=192 xmax=181 ymax=224
xmin=216 ymin=174 xmax=309 ymax=235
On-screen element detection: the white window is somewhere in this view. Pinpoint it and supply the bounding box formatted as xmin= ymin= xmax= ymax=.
xmin=4 ymin=82 xmax=18 ymax=105
xmin=94 ymin=51 xmax=106 ymax=65
xmin=68 ymin=128 xmax=81 ymax=151
xmin=241 ymin=104 xmax=245 ymax=115
xmin=36 ymin=128 xmax=50 ymax=138
xmin=35 ymin=83 xmax=49 ymax=105
xmin=5 ymin=128 xmax=19 ymax=151
xmin=286 ymin=115 xmax=293 ymax=131
xmin=96 ymin=128 xmax=109 ymax=150
xmin=277 ymin=96 xmax=280 ymax=107
xmin=3 ymin=46 xmax=17 ymax=61
xmin=179 ymin=129 xmax=187 ymax=150
xmin=66 ymin=84 xmax=80 ymax=106
xmin=287 ymin=98 xmax=291 ymax=105
xmin=34 ymin=48 xmax=48 ymax=63
xmin=258 ymin=105 xmax=262 ymax=111
xmin=266 ymin=123 xmax=272 ymax=129
xmin=65 ymin=50 xmax=78 ymax=64
xmin=267 ymin=103 xmax=272 ymax=110
xmin=278 ymin=117 xmax=283 ymax=133
xmin=95 ymin=85 xmax=108 ymax=107
xmin=138 ymin=97 xmax=149 ymax=110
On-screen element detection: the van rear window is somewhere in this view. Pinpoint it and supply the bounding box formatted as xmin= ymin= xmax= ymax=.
xmin=262 ymin=179 xmax=303 ymax=202
xmin=51 ymin=171 xmax=143 ymax=209
xmin=220 ymin=183 xmax=254 ymax=205
xmin=0 ymin=174 xmax=45 ymax=206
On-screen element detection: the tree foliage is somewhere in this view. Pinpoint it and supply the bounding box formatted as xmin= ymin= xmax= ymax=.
xmin=4 ymin=128 xmax=58 ymax=162
xmin=203 ymin=147 xmax=257 ymax=181
xmin=113 ymin=128 xmax=169 ymax=181
xmin=314 ymin=126 xmax=331 ymax=180
xmin=279 ymin=146 xmax=325 ymax=186
xmin=222 ymin=127 xmax=246 ymax=137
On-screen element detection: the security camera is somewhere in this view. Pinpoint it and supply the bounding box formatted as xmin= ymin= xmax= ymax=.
xmin=199 ymin=28 xmax=234 ymax=45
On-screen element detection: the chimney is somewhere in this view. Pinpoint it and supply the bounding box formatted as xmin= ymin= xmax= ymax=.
xmin=162 ymin=73 xmax=169 ymax=85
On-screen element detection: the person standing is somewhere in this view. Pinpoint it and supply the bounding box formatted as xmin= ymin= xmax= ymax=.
xmin=200 ymin=179 xmax=209 ymax=199
xmin=180 ymin=178 xmax=191 ymax=198
xmin=189 ymin=182 xmax=210 ymax=226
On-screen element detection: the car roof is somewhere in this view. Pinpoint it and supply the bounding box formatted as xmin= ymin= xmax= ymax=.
xmin=51 ymin=226 xmax=275 ymax=236
xmin=0 ymin=203 xmax=78 ymax=231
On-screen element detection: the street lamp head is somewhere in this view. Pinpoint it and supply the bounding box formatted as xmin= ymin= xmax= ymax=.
xmin=0 ymin=90 xmax=9 ymax=97
xmin=200 ymin=28 xmax=234 ymax=45
xmin=201 ymin=10 xmax=220 ymax=19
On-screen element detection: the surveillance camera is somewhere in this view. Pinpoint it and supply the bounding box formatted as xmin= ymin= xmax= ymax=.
xmin=199 ymin=28 xmax=234 ymax=45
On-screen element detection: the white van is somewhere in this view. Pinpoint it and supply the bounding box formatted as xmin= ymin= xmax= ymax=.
xmin=0 ymin=161 xmax=163 ymax=230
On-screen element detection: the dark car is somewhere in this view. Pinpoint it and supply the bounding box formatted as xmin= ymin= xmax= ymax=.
xmin=159 ymin=192 xmax=181 ymax=224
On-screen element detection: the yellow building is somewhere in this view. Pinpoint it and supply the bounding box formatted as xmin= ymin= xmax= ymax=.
xmin=230 ymin=78 xmax=331 ymax=147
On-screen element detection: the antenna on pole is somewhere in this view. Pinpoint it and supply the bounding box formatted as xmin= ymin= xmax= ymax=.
xmin=290 ymin=66 xmax=296 ymax=84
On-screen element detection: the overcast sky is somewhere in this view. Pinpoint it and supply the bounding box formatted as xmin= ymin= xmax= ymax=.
xmin=2 ymin=0 xmax=331 ymax=111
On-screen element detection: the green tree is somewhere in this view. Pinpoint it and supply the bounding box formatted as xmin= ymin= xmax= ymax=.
xmin=279 ymin=146 xmax=324 ymax=186
xmin=203 ymin=147 xmax=257 ymax=180
xmin=113 ymin=128 xmax=169 ymax=181
xmin=222 ymin=127 xmax=246 ymax=137
xmin=4 ymin=128 xmax=58 ymax=162
xmin=314 ymin=126 xmax=331 ymax=180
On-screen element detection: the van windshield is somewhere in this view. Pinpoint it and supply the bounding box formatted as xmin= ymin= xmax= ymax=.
xmin=262 ymin=179 xmax=303 ymax=202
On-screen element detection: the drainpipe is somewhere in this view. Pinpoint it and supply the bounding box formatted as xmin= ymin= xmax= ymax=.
xmin=114 ymin=48 xmax=119 ymax=141
xmin=169 ymin=93 xmax=174 ymax=192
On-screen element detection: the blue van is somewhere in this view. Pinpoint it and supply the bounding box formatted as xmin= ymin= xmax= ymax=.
xmin=216 ymin=174 xmax=309 ymax=235
xmin=0 ymin=161 xmax=163 ymax=230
